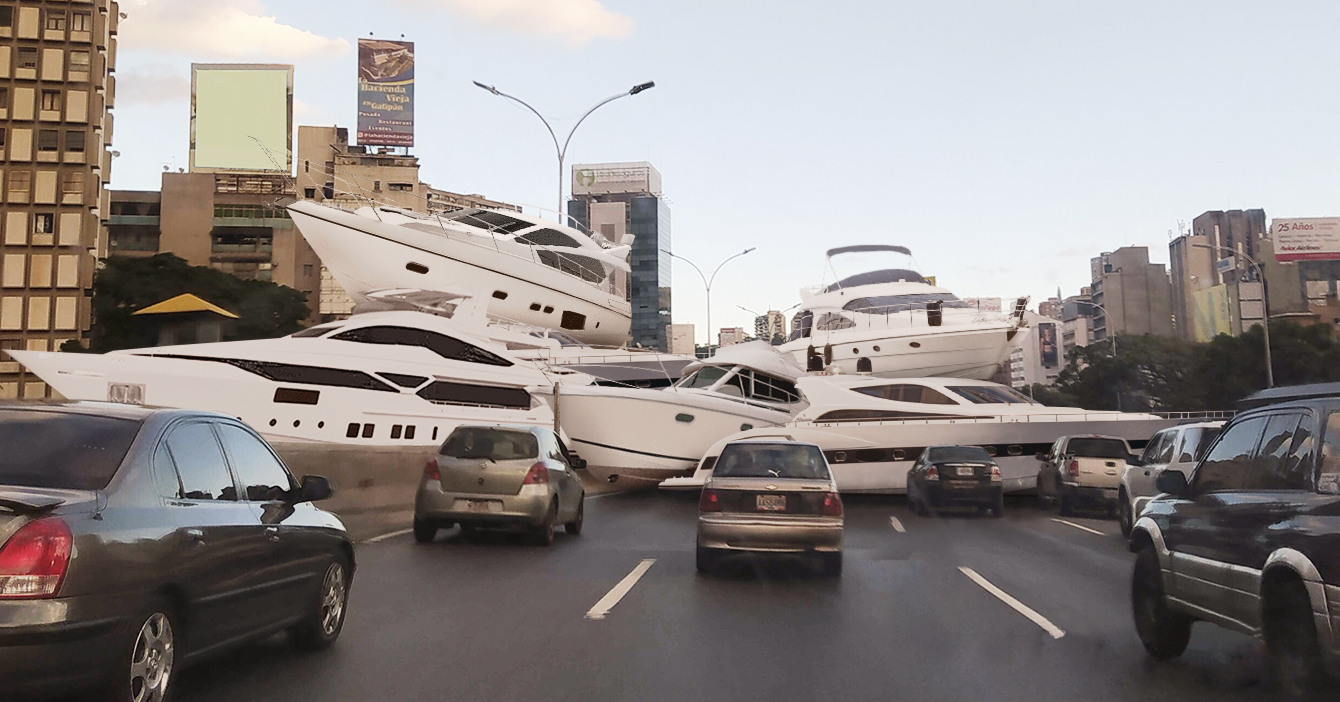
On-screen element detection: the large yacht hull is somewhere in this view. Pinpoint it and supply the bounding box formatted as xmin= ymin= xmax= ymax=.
xmin=537 ymin=385 xmax=795 ymax=482
xmin=287 ymin=201 xmax=633 ymax=346
xmin=663 ymin=413 xmax=1179 ymax=493
xmin=10 ymin=350 xmax=555 ymax=447
xmin=779 ymin=323 xmax=1020 ymax=380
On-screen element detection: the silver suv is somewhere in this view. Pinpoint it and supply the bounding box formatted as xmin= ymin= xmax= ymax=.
xmin=1117 ymin=421 xmax=1222 ymax=536
xmin=414 ymin=425 xmax=586 ymax=546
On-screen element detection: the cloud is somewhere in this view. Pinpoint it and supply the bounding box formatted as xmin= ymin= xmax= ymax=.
xmin=117 ymin=65 xmax=190 ymax=104
xmin=118 ymin=0 xmax=349 ymax=60
xmin=403 ymin=0 xmax=633 ymax=46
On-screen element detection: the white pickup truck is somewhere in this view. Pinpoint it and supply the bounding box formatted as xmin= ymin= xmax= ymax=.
xmin=1035 ymin=434 xmax=1134 ymax=516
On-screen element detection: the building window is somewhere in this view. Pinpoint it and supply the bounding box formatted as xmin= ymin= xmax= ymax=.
xmin=34 ymin=213 xmax=53 ymax=234
xmin=9 ymin=171 xmax=30 ymax=197
xmin=69 ymin=51 xmax=89 ymax=73
xmin=60 ymin=171 xmax=82 ymax=194
xmin=0 ymin=88 xmax=8 ymax=109
xmin=70 ymin=12 xmax=89 ymax=32
xmin=0 ymin=7 xmax=12 ymax=28
xmin=18 ymin=48 xmax=37 ymax=69
xmin=303 ymin=264 xmax=314 ymax=277
xmin=304 ymin=187 xmax=315 ymax=198
xmin=40 ymin=90 xmax=59 ymax=111
xmin=37 ymin=130 xmax=58 ymax=152
xmin=0 ymin=128 xmax=6 ymax=148
xmin=45 ymin=10 xmax=66 ymax=31
xmin=64 ymin=131 xmax=84 ymax=153
xmin=388 ymin=183 xmax=413 ymax=192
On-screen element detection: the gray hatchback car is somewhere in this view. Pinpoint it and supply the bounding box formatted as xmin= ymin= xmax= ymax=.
xmin=696 ymin=440 xmax=844 ymax=575
xmin=414 ymin=424 xmax=586 ymax=545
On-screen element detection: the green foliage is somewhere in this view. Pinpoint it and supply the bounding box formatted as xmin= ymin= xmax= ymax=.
xmin=1050 ymin=321 xmax=1340 ymax=412
xmin=88 ymin=254 xmax=311 ymax=352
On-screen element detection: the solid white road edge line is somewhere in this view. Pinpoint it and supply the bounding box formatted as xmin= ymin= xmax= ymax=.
xmin=585 ymin=559 xmax=656 ymax=621
xmin=959 ymin=566 xmax=1066 ymax=639
xmin=363 ymin=527 xmax=413 ymax=544
xmin=1050 ymin=518 xmax=1107 ymax=536
xmin=889 ymin=516 xmax=906 ymax=533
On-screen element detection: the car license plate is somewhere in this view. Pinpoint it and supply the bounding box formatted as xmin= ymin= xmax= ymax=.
xmin=756 ymin=494 xmax=786 ymax=512
xmin=956 ymin=466 xmax=975 ymax=477
xmin=467 ymin=500 xmax=492 ymax=513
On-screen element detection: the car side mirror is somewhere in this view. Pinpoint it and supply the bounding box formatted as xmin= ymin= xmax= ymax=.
xmin=296 ymin=475 xmax=333 ymax=503
xmin=1035 ymin=452 xmax=1049 ymax=461
xmin=572 ymin=457 xmax=587 ymax=470
xmin=1126 ymin=453 xmax=1143 ymax=466
xmin=1155 ymin=470 xmax=1187 ymax=496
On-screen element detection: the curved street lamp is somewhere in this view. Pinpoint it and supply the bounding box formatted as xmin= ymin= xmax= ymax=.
xmin=670 ymin=248 xmax=756 ymax=353
xmin=1193 ymin=243 xmax=1273 ymax=388
xmin=472 ymin=80 xmax=655 ymax=222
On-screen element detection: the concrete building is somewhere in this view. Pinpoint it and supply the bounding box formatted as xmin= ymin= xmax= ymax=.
xmin=666 ymin=323 xmax=695 ymax=356
xmin=1058 ymin=290 xmax=1093 ymax=360
xmin=1009 ymin=312 xmax=1063 ymax=388
xmin=1089 ymin=247 xmax=1174 ymax=342
xmin=754 ymin=310 xmax=785 ymax=344
xmin=567 ymin=161 xmax=670 ymax=351
xmin=0 ymin=1 xmax=118 ymax=398
xmin=1037 ymin=296 xmax=1061 ymax=320
xmin=718 ymin=327 xmax=745 ymax=348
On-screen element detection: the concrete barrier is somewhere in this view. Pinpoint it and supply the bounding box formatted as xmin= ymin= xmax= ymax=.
xmin=272 ymin=443 xmax=434 ymax=539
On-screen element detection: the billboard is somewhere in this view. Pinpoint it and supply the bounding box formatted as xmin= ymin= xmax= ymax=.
xmin=572 ymin=162 xmax=662 ymax=196
xmin=190 ymin=64 xmax=292 ymax=173
xmin=1273 ymin=217 xmax=1340 ymax=261
xmin=962 ymin=297 xmax=1002 ymax=313
xmin=1037 ymin=322 xmax=1058 ymax=368
xmin=1192 ymin=285 xmax=1233 ymax=342
xmin=357 ymin=39 xmax=415 ymax=146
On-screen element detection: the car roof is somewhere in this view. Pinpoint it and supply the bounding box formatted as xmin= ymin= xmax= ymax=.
xmin=449 ymin=423 xmax=551 ymax=435
xmin=1063 ymin=434 xmax=1127 ymax=440
xmin=1238 ymin=382 xmax=1340 ymax=411
xmin=725 ymin=439 xmax=823 ymax=450
xmin=0 ymin=400 xmax=225 ymax=422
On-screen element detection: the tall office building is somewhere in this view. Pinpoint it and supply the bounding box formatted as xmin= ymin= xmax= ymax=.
xmin=1089 ymin=247 xmax=1174 ymax=341
xmin=567 ymin=161 xmax=669 ymax=350
xmin=754 ymin=310 xmax=785 ymax=343
xmin=0 ymin=1 xmax=118 ymax=398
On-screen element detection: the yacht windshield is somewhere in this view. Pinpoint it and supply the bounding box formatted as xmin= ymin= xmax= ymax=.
xmin=292 ymin=323 xmax=343 ymax=338
xmin=678 ymin=366 xmax=731 ymax=389
xmin=843 ymin=293 xmax=972 ymax=315
xmin=947 ymin=385 xmax=1035 ymax=404
xmin=854 ymin=384 xmax=958 ymax=405
xmin=786 ymin=311 xmax=813 ymax=342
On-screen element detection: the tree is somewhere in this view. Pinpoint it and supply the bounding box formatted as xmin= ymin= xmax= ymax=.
xmin=86 ymin=254 xmax=311 ymax=352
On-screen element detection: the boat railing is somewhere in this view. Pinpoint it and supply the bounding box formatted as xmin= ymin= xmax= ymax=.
xmin=806 ymin=410 xmax=1230 ymax=428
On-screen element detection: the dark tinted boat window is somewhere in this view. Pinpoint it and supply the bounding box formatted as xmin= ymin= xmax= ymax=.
xmin=0 ymin=410 xmax=140 ymax=490
xmin=165 ymin=423 xmax=238 ymax=500
xmin=1066 ymin=438 xmax=1129 ymax=459
xmin=714 ymin=443 xmax=830 ymax=480
xmin=855 ymin=384 xmax=957 ymax=405
xmin=441 ymin=428 xmax=538 ymax=461
xmin=332 ymin=326 xmax=513 ymax=367
xmin=416 ymin=381 xmax=532 ymax=409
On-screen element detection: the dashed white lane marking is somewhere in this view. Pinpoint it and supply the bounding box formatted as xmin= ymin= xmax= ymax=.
xmin=363 ymin=528 xmax=413 ymax=544
xmin=959 ymin=566 xmax=1066 ymax=639
xmin=1050 ymin=518 xmax=1107 ymax=536
xmin=889 ymin=516 xmax=906 ymax=533
xmin=585 ymin=559 xmax=656 ymax=621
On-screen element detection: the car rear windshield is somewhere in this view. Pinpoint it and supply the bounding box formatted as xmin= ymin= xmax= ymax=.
xmin=0 ymin=410 xmax=141 ymax=490
xmin=1067 ymin=437 xmax=1128 ymax=459
xmin=926 ymin=446 xmax=994 ymax=463
xmin=714 ymin=443 xmax=830 ymax=480
xmin=440 ymin=427 xmax=538 ymax=461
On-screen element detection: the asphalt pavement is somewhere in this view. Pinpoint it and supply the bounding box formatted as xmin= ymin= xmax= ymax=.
xmin=166 ymin=492 xmax=1280 ymax=702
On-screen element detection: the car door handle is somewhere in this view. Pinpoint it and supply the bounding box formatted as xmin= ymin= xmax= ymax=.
xmin=184 ymin=528 xmax=205 ymax=547
xmin=265 ymin=526 xmax=280 ymax=542
xmin=1144 ymin=471 xmax=1151 ymax=476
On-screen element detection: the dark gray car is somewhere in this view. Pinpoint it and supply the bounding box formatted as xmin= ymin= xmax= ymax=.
xmin=0 ymin=402 xmax=353 ymax=701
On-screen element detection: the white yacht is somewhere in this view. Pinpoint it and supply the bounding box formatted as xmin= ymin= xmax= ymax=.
xmin=285 ymin=199 xmax=635 ymax=347
xmin=8 ymin=311 xmax=562 ymax=447
xmin=662 ymin=375 xmax=1183 ymax=494
xmin=532 ymin=341 xmax=810 ymax=483
xmin=778 ymin=245 xmax=1027 ymax=379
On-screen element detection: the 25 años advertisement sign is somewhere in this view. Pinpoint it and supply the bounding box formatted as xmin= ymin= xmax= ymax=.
xmin=1273 ymin=218 xmax=1340 ymax=261
xmin=358 ymin=39 xmax=414 ymax=147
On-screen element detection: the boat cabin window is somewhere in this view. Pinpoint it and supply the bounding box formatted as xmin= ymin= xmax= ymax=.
xmin=537 ymin=251 xmax=607 ymax=284
xmin=817 ymin=409 xmax=973 ymax=422
xmin=292 ymin=323 xmax=343 ymax=338
xmin=416 ymin=381 xmax=533 ymax=409
xmin=449 ymin=209 xmax=533 ymax=234
xmin=842 ymin=293 xmax=972 ymax=315
xmin=516 ymin=228 xmax=581 ymax=248
xmin=947 ymin=385 xmax=1034 ymax=404
xmin=815 ymin=312 xmax=855 ymax=331
xmin=854 ymin=384 xmax=957 ymax=405
xmin=787 ymin=311 xmax=813 ymax=342
xmin=148 ymin=355 xmax=398 ymax=392
xmin=678 ymin=366 xmax=730 ymax=389
xmin=735 ymin=369 xmax=801 ymax=403
xmin=331 ymin=326 xmax=514 ymax=367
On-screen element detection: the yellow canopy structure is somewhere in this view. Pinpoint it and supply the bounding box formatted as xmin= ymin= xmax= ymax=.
xmin=132 ymin=293 xmax=239 ymax=319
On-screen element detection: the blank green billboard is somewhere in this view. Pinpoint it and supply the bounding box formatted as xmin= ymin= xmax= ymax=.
xmin=191 ymin=64 xmax=293 ymax=173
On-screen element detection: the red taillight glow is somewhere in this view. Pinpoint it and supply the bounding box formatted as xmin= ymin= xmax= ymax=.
xmin=0 ymin=517 xmax=72 ymax=600
xmin=423 ymin=459 xmax=440 ymax=481
xmin=821 ymin=492 xmax=843 ymax=517
xmin=925 ymin=466 xmax=940 ymax=481
xmin=1066 ymin=460 xmax=1080 ymax=479
xmin=699 ymin=488 xmax=721 ymax=512
xmin=523 ymin=462 xmax=549 ymax=485
xmin=990 ymin=465 xmax=1003 ymax=482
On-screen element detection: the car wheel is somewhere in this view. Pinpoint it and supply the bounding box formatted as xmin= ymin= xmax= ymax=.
xmin=108 ymin=601 xmax=178 ymax=702
xmin=534 ymin=499 xmax=557 ymax=546
xmin=1058 ymin=486 xmax=1073 ymax=517
xmin=821 ymin=552 xmax=843 ymax=577
xmin=1132 ymin=545 xmax=1192 ymax=660
xmin=991 ymin=493 xmax=1005 ymax=518
xmin=695 ymin=544 xmax=717 ymax=574
xmin=1118 ymin=493 xmax=1133 ymax=537
xmin=1264 ymin=578 xmax=1324 ymax=698
xmin=413 ymin=518 xmax=437 ymax=544
xmin=565 ymin=495 xmax=584 ymax=535
xmin=291 ymin=558 xmax=350 ymax=651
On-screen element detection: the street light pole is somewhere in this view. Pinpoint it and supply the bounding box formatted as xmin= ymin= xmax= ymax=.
xmin=472 ymin=80 xmax=655 ymax=223
xmin=1193 ymin=243 xmax=1273 ymax=388
xmin=670 ymin=248 xmax=756 ymax=354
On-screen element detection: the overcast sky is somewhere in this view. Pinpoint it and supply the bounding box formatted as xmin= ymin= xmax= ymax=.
xmin=112 ymin=0 xmax=1340 ymax=341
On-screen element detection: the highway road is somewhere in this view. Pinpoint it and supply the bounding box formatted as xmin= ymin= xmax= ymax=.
xmin=164 ymin=492 xmax=1278 ymax=702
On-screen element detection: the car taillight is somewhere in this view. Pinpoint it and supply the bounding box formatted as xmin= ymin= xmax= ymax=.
xmin=522 ymin=462 xmax=549 ymax=485
xmin=925 ymin=466 xmax=939 ymax=481
xmin=423 ymin=459 xmax=440 ymax=481
xmin=0 ymin=517 xmax=72 ymax=600
xmin=1066 ymin=460 xmax=1079 ymax=479
xmin=821 ymin=492 xmax=843 ymax=517
xmin=699 ymin=488 xmax=721 ymax=512
xmin=990 ymin=465 xmax=1002 ymax=482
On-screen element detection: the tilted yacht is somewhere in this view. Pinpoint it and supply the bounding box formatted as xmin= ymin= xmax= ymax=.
xmin=532 ymin=341 xmax=810 ymax=483
xmin=8 ymin=311 xmax=563 ymax=447
xmin=286 ymin=199 xmax=635 ymax=347
xmin=663 ymin=375 xmax=1183 ymax=493
xmin=778 ymin=245 xmax=1027 ymax=379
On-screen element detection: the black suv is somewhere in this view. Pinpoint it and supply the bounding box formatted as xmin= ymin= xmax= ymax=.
xmin=1128 ymin=397 xmax=1340 ymax=696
